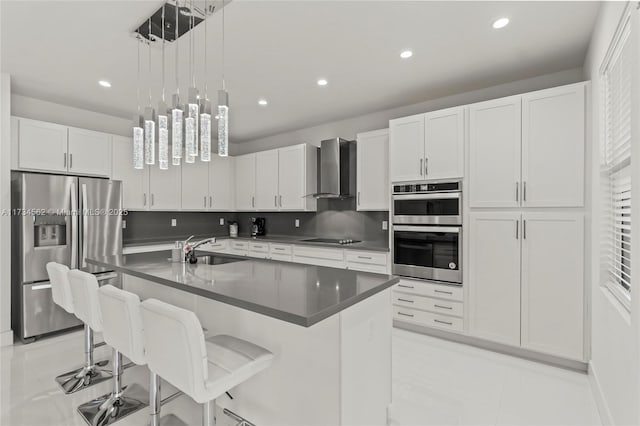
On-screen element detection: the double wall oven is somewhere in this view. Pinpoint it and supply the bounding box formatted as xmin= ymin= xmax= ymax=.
xmin=392 ymin=181 xmax=462 ymax=285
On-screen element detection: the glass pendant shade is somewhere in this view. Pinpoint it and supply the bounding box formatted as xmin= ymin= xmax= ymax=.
xmin=217 ymin=89 xmax=229 ymax=157
xmin=171 ymin=94 xmax=183 ymax=160
xmin=200 ymin=99 xmax=212 ymax=162
xmin=158 ymin=106 xmax=169 ymax=170
xmin=186 ymin=87 xmax=200 ymax=157
xmin=185 ymin=117 xmax=196 ymax=163
xmin=132 ymin=116 xmax=144 ymax=170
xmin=144 ymin=107 xmax=156 ymax=165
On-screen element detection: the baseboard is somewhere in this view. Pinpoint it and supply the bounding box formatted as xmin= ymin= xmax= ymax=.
xmin=394 ymin=320 xmax=588 ymax=372
xmin=588 ymin=362 xmax=613 ymax=426
xmin=0 ymin=329 xmax=14 ymax=347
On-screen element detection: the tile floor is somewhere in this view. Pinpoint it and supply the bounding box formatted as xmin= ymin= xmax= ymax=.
xmin=0 ymin=328 xmax=602 ymax=426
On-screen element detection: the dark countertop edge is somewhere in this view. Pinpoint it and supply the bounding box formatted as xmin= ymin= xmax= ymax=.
xmin=124 ymin=235 xmax=390 ymax=253
xmin=87 ymin=257 xmax=399 ymax=327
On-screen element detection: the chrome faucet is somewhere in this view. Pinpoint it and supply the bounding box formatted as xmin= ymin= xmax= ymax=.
xmin=183 ymin=236 xmax=216 ymax=263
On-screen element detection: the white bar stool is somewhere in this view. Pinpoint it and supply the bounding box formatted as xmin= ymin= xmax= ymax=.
xmin=46 ymin=262 xmax=111 ymax=394
xmin=73 ymin=282 xmax=150 ymax=426
xmin=140 ymin=298 xmax=274 ymax=426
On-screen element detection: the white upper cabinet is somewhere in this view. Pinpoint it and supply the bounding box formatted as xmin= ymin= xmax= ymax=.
xmin=389 ymin=114 xmax=425 ymax=182
xmin=424 ymin=107 xmax=464 ymax=180
xmin=520 ymin=213 xmax=584 ymax=360
xmin=111 ymin=135 xmax=149 ymax=210
xmin=181 ymin=161 xmax=210 ymax=210
xmin=235 ymin=153 xmax=256 ymax=210
xmin=468 ymin=212 xmax=522 ymax=347
xmin=469 ymin=96 xmax=522 ymax=208
xmin=278 ymin=144 xmax=317 ymax=211
xmin=67 ymin=127 xmax=112 ymax=177
xmin=16 ymin=118 xmax=68 ymax=173
xmin=356 ymin=129 xmax=389 ymax=211
xmin=521 ymin=84 xmax=585 ymax=207
xmin=149 ymin=164 xmax=181 ymax=210
xmin=255 ymin=150 xmax=280 ymax=210
xmin=209 ymin=155 xmax=235 ymax=211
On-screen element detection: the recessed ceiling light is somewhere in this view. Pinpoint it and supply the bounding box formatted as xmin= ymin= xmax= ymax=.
xmin=492 ymin=17 xmax=509 ymax=29
xmin=258 ymin=99 xmax=268 ymax=106
xmin=317 ymin=79 xmax=328 ymax=86
xmin=98 ymin=80 xmax=111 ymax=88
xmin=400 ymin=50 xmax=413 ymax=59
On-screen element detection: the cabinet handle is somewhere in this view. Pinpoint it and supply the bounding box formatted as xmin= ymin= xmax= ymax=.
xmin=279 ymin=195 xmax=282 ymax=207
xmin=63 ymin=153 xmax=67 ymax=168
xmin=398 ymin=284 xmax=414 ymax=289
xmin=151 ymin=194 xmax=155 ymax=206
xmin=275 ymin=195 xmax=278 ymax=207
xmin=434 ymin=304 xmax=453 ymax=310
xmin=434 ymin=289 xmax=453 ymax=295
xmin=69 ymin=153 xmax=73 ymax=169
xmin=434 ymin=319 xmax=453 ymax=326
xmin=252 ymin=196 xmax=255 ymax=208
xmin=274 ymin=247 xmax=285 ymax=251
xmin=523 ymin=219 xmax=527 ymax=239
xmin=523 ymin=181 xmax=527 ymax=202
xmin=515 ymin=182 xmax=519 ymax=202
xmin=357 ymin=255 xmax=372 ymax=260
xmin=209 ymin=196 xmax=212 ymax=208
xmin=424 ymin=157 xmax=428 ymax=175
xmin=398 ymin=298 xmax=414 ymax=303
xmin=398 ymin=312 xmax=414 ymax=318
xmin=143 ymin=193 xmax=147 ymax=206
xmin=419 ymin=159 xmax=423 ymax=176
xmin=516 ymin=220 xmax=519 ymax=240
xmin=357 ymin=192 xmax=361 ymax=205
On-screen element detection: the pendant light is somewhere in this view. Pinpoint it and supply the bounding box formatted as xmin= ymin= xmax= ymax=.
xmin=132 ymin=39 xmax=144 ymax=170
xmin=185 ymin=0 xmax=199 ymax=163
xmin=171 ymin=0 xmax=183 ymax=165
xmin=144 ymin=18 xmax=156 ymax=165
xmin=217 ymin=0 xmax=229 ymax=157
xmin=199 ymin=0 xmax=212 ymax=162
xmin=157 ymin=5 xmax=169 ymax=170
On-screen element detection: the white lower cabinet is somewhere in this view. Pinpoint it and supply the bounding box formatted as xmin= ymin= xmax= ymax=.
xmin=248 ymin=241 xmax=270 ymax=259
xmin=269 ymin=244 xmax=293 ymax=262
xmin=228 ymin=240 xmax=249 ymax=256
xmin=293 ymin=246 xmax=346 ymax=269
xmin=468 ymin=212 xmax=585 ymax=360
xmin=345 ymin=250 xmax=389 ymax=274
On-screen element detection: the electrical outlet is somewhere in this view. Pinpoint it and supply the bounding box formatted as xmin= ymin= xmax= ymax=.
xmin=295 ymin=219 xmax=300 ymax=228
xmin=219 ymin=218 xmax=225 ymax=226
xmin=122 ymin=220 xmax=126 ymax=229
xmin=382 ymin=220 xmax=388 ymax=231
xmin=171 ymin=219 xmax=177 ymax=227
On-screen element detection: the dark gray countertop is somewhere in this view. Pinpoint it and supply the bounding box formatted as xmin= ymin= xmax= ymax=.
xmin=124 ymin=234 xmax=390 ymax=252
xmin=87 ymin=251 xmax=398 ymax=327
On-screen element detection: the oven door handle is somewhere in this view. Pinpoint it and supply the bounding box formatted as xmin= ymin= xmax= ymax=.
xmin=392 ymin=193 xmax=461 ymax=201
xmin=393 ymin=225 xmax=460 ymax=233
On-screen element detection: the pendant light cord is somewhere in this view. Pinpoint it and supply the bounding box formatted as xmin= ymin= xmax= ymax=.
xmin=148 ymin=18 xmax=152 ymax=106
xmin=175 ymin=0 xmax=180 ymax=96
xmin=204 ymin=0 xmax=208 ymax=98
xmin=137 ymin=39 xmax=141 ymax=114
xmin=222 ymin=0 xmax=225 ymax=90
xmin=161 ymin=5 xmax=165 ymax=102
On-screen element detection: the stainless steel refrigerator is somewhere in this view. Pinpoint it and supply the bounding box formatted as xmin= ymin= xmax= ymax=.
xmin=11 ymin=172 xmax=123 ymax=342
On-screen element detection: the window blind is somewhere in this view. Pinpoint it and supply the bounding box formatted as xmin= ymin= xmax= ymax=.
xmin=602 ymin=14 xmax=632 ymax=294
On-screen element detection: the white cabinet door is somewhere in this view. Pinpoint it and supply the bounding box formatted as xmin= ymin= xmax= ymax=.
xmin=209 ymin=155 xmax=235 ymax=211
xmin=468 ymin=212 xmax=521 ymax=346
xmin=255 ymin=150 xmax=279 ymax=210
xmin=389 ymin=114 xmax=425 ymax=182
xmin=356 ymin=129 xmax=389 ymax=211
xmin=17 ymin=118 xmax=68 ymax=173
xmin=469 ymin=96 xmax=521 ymax=208
xmin=278 ymin=145 xmax=305 ymax=211
xmin=181 ymin=161 xmax=210 ymax=210
xmin=149 ymin=165 xmax=181 ymax=210
xmin=67 ymin=127 xmax=112 ymax=177
xmin=424 ymin=107 xmax=464 ymax=180
xmin=522 ymin=84 xmax=585 ymax=207
xmin=235 ymin=154 xmax=256 ymax=211
xmin=521 ymin=213 xmax=584 ymax=360
xmin=111 ymin=136 xmax=149 ymax=210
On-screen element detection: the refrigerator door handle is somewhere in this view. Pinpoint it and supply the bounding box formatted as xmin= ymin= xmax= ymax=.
xmin=70 ymin=182 xmax=78 ymax=269
xmin=81 ymin=183 xmax=89 ymax=268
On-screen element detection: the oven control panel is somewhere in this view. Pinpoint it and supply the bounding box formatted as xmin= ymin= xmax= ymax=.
xmin=393 ymin=181 xmax=460 ymax=194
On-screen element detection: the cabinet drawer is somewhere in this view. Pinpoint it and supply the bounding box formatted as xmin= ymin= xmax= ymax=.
xmin=269 ymin=243 xmax=292 ymax=255
xmin=270 ymin=253 xmax=293 ymax=262
xmin=345 ymin=250 xmax=388 ymax=266
xmin=347 ymin=263 xmax=388 ymax=274
xmin=249 ymin=242 xmax=269 ymax=253
xmin=230 ymin=240 xmax=249 ymax=250
xmin=393 ymin=306 xmax=463 ymax=332
xmin=395 ymin=279 xmax=463 ymax=301
xmin=248 ymin=252 xmax=269 ymax=259
xmin=201 ymin=240 xmax=229 ymax=253
xmin=293 ymin=245 xmax=344 ymax=261
xmin=393 ymin=293 xmax=463 ymax=317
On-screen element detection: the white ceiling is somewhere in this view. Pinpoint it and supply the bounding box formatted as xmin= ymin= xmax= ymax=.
xmin=1 ymin=1 xmax=599 ymax=143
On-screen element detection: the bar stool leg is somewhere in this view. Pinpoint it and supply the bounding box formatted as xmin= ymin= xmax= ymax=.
xmin=77 ymin=349 xmax=149 ymax=426
xmin=55 ymin=324 xmax=111 ymax=394
xmin=150 ymin=372 xmax=161 ymax=426
xmin=203 ymin=400 xmax=216 ymax=426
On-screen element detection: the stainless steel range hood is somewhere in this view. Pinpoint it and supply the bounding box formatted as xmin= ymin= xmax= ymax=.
xmin=308 ymin=138 xmax=356 ymax=199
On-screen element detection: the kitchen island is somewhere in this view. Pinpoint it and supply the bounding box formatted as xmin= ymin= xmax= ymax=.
xmin=87 ymin=251 xmax=398 ymax=426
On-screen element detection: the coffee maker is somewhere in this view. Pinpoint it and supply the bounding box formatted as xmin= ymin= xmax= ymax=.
xmin=250 ymin=217 xmax=266 ymax=237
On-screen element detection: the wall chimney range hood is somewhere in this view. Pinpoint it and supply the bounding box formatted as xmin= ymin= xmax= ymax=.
xmin=308 ymin=138 xmax=356 ymax=199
